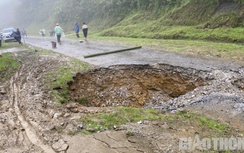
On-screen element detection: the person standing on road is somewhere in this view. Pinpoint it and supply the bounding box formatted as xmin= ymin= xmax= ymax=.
xmin=74 ymin=23 xmax=80 ymax=38
xmin=54 ymin=23 xmax=64 ymax=44
xmin=82 ymin=22 xmax=88 ymax=42
xmin=13 ymin=28 xmax=22 ymax=45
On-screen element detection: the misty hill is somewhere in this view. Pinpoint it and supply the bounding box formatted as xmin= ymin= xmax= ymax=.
xmin=15 ymin=0 xmax=244 ymax=42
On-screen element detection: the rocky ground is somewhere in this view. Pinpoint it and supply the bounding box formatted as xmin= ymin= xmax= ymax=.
xmin=0 ymin=41 xmax=244 ymax=153
xmin=68 ymin=64 xmax=207 ymax=107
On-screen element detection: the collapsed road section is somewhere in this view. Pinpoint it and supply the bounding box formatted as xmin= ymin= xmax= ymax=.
xmin=68 ymin=64 xmax=209 ymax=107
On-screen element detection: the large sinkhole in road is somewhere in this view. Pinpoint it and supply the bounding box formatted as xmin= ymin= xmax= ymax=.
xmin=68 ymin=64 xmax=207 ymax=107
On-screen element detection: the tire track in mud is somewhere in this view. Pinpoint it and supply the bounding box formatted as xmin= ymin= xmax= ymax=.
xmin=10 ymin=61 xmax=56 ymax=153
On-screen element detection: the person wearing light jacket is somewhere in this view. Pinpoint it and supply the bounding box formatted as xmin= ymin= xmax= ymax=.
xmin=82 ymin=22 xmax=88 ymax=41
xmin=54 ymin=23 xmax=64 ymax=44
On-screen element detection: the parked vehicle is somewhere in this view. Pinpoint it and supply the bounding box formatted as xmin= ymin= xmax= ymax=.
xmin=2 ymin=27 xmax=16 ymax=42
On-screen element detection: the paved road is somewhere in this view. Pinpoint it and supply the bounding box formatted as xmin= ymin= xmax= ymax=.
xmin=21 ymin=36 xmax=244 ymax=71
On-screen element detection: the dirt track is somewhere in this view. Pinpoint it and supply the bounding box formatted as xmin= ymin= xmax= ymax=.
xmin=0 ymin=37 xmax=244 ymax=152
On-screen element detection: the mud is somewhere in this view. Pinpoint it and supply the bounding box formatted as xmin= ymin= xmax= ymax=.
xmin=0 ymin=51 xmax=70 ymax=153
xmin=0 ymin=37 xmax=244 ymax=153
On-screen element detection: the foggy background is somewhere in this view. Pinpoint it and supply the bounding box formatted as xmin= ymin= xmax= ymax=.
xmin=0 ymin=0 xmax=19 ymax=29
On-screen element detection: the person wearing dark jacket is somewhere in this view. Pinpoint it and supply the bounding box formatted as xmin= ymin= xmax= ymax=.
xmin=12 ymin=28 xmax=22 ymax=44
xmin=74 ymin=23 xmax=80 ymax=38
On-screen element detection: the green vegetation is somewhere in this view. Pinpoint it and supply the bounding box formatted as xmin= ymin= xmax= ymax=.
xmin=0 ymin=53 xmax=19 ymax=82
xmin=178 ymin=110 xmax=229 ymax=132
xmin=16 ymin=0 xmax=244 ymax=68
xmin=43 ymin=53 xmax=91 ymax=104
xmin=0 ymin=43 xmax=11 ymax=49
xmin=0 ymin=42 xmax=25 ymax=50
xmin=80 ymin=107 xmax=166 ymax=133
xmin=100 ymin=25 xmax=244 ymax=43
xmin=90 ymin=35 xmax=244 ymax=61
xmin=15 ymin=0 xmax=244 ymax=44
xmin=10 ymin=0 xmax=244 ymax=63
xmin=77 ymin=97 xmax=88 ymax=106
xmin=79 ymin=107 xmax=231 ymax=135
xmin=35 ymin=49 xmax=54 ymax=55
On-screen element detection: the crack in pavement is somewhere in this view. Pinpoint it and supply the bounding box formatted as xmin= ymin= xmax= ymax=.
xmin=92 ymin=134 xmax=119 ymax=152
xmin=92 ymin=132 xmax=146 ymax=153
xmin=106 ymin=132 xmax=120 ymax=141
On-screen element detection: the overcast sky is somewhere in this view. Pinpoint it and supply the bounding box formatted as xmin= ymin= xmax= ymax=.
xmin=0 ymin=0 xmax=19 ymax=29
xmin=0 ymin=0 xmax=9 ymax=5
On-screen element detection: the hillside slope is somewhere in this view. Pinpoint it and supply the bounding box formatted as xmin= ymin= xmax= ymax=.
xmin=15 ymin=0 xmax=244 ymax=42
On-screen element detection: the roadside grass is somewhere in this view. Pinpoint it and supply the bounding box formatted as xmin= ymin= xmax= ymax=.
xmin=80 ymin=107 xmax=168 ymax=134
xmin=0 ymin=41 xmax=25 ymax=50
xmin=88 ymin=34 xmax=244 ymax=61
xmin=35 ymin=48 xmax=54 ymax=55
xmin=0 ymin=42 xmax=10 ymax=49
xmin=0 ymin=53 xmax=19 ymax=71
xmin=48 ymin=66 xmax=76 ymax=104
xmin=0 ymin=53 xmax=19 ymax=82
xmin=43 ymin=52 xmax=91 ymax=104
xmin=0 ymin=43 xmax=34 ymax=82
xmin=79 ymin=107 xmax=232 ymax=137
xmin=99 ymin=21 xmax=244 ymax=43
xmin=177 ymin=110 xmax=229 ymax=132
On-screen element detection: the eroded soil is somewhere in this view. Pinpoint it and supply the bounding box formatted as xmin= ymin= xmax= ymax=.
xmin=68 ymin=64 xmax=207 ymax=107
xmin=0 ymin=45 xmax=244 ymax=153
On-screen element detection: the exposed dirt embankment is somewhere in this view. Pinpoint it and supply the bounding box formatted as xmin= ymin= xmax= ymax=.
xmin=68 ymin=64 xmax=208 ymax=107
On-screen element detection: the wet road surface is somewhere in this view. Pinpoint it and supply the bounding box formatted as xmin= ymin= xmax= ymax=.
xmin=14 ymin=36 xmax=244 ymax=70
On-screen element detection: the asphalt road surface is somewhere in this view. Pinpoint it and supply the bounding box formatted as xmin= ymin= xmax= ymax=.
xmin=20 ymin=36 xmax=244 ymax=71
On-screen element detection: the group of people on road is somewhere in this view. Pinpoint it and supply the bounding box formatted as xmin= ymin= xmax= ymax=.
xmin=74 ymin=22 xmax=88 ymax=41
xmin=53 ymin=22 xmax=88 ymax=45
xmin=9 ymin=22 xmax=88 ymax=46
